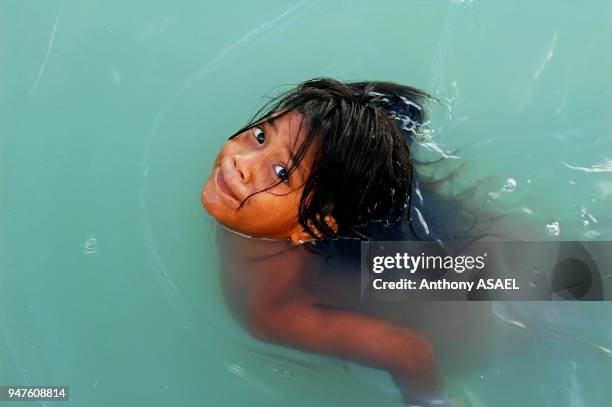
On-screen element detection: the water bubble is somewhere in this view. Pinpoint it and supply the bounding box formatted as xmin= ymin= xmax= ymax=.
xmin=268 ymin=366 xmax=296 ymax=380
xmin=83 ymin=235 xmax=99 ymax=254
xmin=584 ymin=220 xmax=590 ymax=226
xmin=527 ymin=179 xmax=532 ymax=184
xmin=545 ymin=222 xmax=560 ymax=236
xmin=503 ymin=178 xmax=517 ymax=192
xmin=581 ymin=207 xmax=599 ymax=224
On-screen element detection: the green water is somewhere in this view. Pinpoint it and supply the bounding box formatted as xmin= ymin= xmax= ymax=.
xmin=1 ymin=0 xmax=611 ymax=406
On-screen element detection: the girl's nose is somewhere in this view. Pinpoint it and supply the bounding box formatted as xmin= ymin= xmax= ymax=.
xmin=232 ymin=154 xmax=252 ymax=184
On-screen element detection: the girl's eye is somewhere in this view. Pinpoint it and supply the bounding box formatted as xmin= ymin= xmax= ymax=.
xmin=253 ymin=126 xmax=265 ymax=144
xmin=273 ymin=164 xmax=289 ymax=182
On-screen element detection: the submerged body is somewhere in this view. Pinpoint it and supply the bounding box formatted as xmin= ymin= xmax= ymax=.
xmin=216 ymin=225 xmax=443 ymax=403
xmin=216 ymin=192 xmax=501 ymax=388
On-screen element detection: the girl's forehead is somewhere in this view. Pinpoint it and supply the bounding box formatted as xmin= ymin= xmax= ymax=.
xmin=285 ymin=112 xmax=308 ymax=143
xmin=265 ymin=111 xmax=308 ymax=147
xmin=270 ymin=110 xmax=305 ymax=133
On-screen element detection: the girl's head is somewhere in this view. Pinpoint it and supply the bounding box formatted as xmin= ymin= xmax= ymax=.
xmin=201 ymin=78 xmax=428 ymax=243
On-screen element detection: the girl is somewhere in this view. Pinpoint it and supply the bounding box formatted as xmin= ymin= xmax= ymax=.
xmin=201 ymin=78 xmax=463 ymax=406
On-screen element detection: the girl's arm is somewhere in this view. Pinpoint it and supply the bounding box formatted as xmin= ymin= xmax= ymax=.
xmin=248 ymin=294 xmax=443 ymax=405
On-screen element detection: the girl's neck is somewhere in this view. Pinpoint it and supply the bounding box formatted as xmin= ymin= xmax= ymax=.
xmin=217 ymin=224 xmax=299 ymax=261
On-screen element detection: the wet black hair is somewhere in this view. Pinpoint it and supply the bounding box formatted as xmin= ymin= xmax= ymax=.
xmin=229 ymin=78 xmax=430 ymax=240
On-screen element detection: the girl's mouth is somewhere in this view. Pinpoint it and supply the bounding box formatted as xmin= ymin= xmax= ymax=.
xmin=217 ymin=169 xmax=240 ymax=204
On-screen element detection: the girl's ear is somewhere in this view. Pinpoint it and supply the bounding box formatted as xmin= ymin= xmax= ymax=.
xmin=289 ymin=215 xmax=338 ymax=245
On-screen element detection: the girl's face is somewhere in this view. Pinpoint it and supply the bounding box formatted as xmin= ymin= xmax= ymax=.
xmin=201 ymin=111 xmax=313 ymax=239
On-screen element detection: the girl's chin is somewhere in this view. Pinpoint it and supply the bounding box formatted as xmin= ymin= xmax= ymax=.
xmin=201 ymin=188 xmax=215 ymax=209
xmin=201 ymin=195 xmax=224 ymax=219
xmin=201 ymin=178 xmax=222 ymax=209
xmin=200 ymin=188 xmax=238 ymax=228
